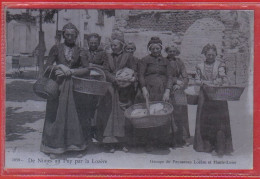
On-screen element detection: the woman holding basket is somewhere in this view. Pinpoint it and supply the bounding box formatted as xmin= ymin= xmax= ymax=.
xmin=136 ymin=37 xmax=174 ymax=152
xmin=41 ymin=23 xmax=90 ymax=158
xmin=95 ymin=32 xmax=137 ymax=153
xmin=193 ymin=44 xmax=233 ymax=156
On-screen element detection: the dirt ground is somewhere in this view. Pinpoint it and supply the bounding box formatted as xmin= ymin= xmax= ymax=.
xmin=5 ymin=77 xmax=253 ymax=170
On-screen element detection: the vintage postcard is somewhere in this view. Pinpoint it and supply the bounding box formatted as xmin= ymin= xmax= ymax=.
xmin=3 ymin=5 xmax=255 ymax=174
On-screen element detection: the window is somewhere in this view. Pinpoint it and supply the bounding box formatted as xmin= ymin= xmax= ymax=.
xmin=84 ymin=22 xmax=88 ymax=31
xmin=96 ymin=10 xmax=104 ymax=26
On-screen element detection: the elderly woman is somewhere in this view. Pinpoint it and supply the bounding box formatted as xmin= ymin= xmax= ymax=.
xmin=85 ymin=33 xmax=107 ymax=139
xmin=124 ymin=41 xmax=139 ymax=99
xmin=124 ymin=41 xmax=138 ymax=67
xmin=193 ymin=44 xmax=233 ymax=156
xmin=166 ymin=45 xmax=190 ymax=147
xmin=95 ymin=32 xmax=136 ymax=153
xmin=135 ymin=37 xmax=174 ymax=152
xmin=86 ymin=33 xmax=107 ymax=68
xmin=41 ymin=23 xmax=89 ymax=158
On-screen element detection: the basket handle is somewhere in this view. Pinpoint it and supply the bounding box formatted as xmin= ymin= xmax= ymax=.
xmin=43 ymin=66 xmax=55 ymax=78
xmin=145 ymin=95 xmax=150 ymax=115
xmin=88 ymin=67 xmax=106 ymax=81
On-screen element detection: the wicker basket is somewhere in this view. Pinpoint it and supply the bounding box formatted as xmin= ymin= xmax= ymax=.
xmin=72 ymin=67 xmax=111 ymax=96
xmin=124 ymin=101 xmax=173 ymax=128
xmin=203 ymin=84 xmax=245 ymax=101
xmin=186 ymin=94 xmax=199 ymax=105
xmin=184 ymin=85 xmax=200 ymax=105
xmin=33 ymin=67 xmax=59 ymax=100
xmin=172 ymin=89 xmax=187 ymax=105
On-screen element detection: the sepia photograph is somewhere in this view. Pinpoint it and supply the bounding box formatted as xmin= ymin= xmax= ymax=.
xmin=4 ymin=8 xmax=253 ymax=170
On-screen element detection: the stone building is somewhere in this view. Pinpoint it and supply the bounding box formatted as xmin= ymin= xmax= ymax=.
xmin=115 ymin=10 xmax=253 ymax=85
xmin=6 ymin=9 xmax=115 ymax=75
xmin=6 ymin=9 xmax=253 ymax=84
xmin=6 ymin=9 xmax=115 ymax=55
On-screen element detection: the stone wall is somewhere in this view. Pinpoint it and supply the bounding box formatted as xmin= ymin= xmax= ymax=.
xmin=6 ymin=10 xmax=252 ymax=84
xmin=126 ymin=10 xmax=221 ymax=32
xmin=115 ymin=10 xmax=253 ymax=85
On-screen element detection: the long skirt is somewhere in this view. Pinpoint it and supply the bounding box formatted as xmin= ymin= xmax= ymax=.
xmin=96 ymin=85 xmax=135 ymax=144
xmin=171 ymin=89 xmax=190 ymax=145
xmin=172 ymin=105 xmax=190 ymax=144
xmin=40 ymin=78 xmax=88 ymax=154
xmin=193 ymin=89 xmax=233 ymax=154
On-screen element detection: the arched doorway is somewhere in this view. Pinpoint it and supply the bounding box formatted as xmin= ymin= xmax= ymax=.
xmin=180 ymin=18 xmax=225 ymax=74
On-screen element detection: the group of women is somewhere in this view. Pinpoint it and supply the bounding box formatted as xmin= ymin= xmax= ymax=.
xmin=40 ymin=23 xmax=233 ymax=159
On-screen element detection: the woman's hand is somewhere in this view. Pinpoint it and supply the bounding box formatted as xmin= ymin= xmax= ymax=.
xmin=142 ymin=87 xmax=149 ymax=99
xmin=57 ymin=64 xmax=70 ymax=74
xmin=213 ymin=78 xmax=222 ymax=86
xmin=65 ymin=69 xmax=75 ymax=77
xmin=172 ymin=85 xmax=181 ymax=91
xmin=55 ymin=69 xmax=65 ymax=77
xmin=177 ymin=80 xmax=184 ymax=86
xmin=162 ymin=89 xmax=170 ymax=102
xmin=173 ymin=84 xmax=181 ymax=91
xmin=129 ymin=76 xmax=136 ymax=82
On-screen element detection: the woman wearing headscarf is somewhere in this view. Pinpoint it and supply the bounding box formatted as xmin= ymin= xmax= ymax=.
xmin=135 ymin=37 xmax=174 ymax=152
xmin=193 ymin=44 xmax=233 ymax=156
xmin=86 ymin=33 xmax=107 ymax=68
xmin=41 ymin=23 xmax=90 ymax=158
xmin=85 ymin=33 xmax=107 ymax=139
xmin=95 ymin=32 xmax=137 ymax=153
xmin=124 ymin=41 xmax=139 ymax=101
xmin=166 ymin=45 xmax=190 ymax=147
xmin=124 ymin=41 xmax=139 ymax=70
xmin=124 ymin=41 xmax=137 ymax=58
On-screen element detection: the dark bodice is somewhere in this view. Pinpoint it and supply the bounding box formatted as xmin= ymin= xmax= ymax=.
xmin=87 ymin=48 xmax=107 ymax=66
xmin=168 ymin=56 xmax=188 ymax=88
xmin=44 ymin=43 xmax=89 ymax=77
xmin=103 ymin=52 xmax=136 ymax=84
xmin=45 ymin=43 xmax=88 ymax=69
xmin=138 ymin=55 xmax=174 ymax=89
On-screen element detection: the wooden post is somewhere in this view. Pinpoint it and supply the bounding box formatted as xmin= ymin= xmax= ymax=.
xmin=36 ymin=10 xmax=46 ymax=78
xmin=56 ymin=10 xmax=59 ymax=31
xmin=235 ymin=53 xmax=237 ymax=85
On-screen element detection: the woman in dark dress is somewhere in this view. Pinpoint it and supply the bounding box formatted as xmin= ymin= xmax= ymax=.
xmin=135 ymin=37 xmax=174 ymax=152
xmin=41 ymin=23 xmax=90 ymax=158
xmin=166 ymin=45 xmax=190 ymax=147
xmin=85 ymin=33 xmax=107 ymax=139
xmin=124 ymin=41 xmax=140 ymax=101
xmin=124 ymin=41 xmax=138 ymax=62
xmin=95 ymin=32 xmax=137 ymax=153
xmin=86 ymin=33 xmax=107 ymax=68
xmin=193 ymin=44 xmax=233 ymax=156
